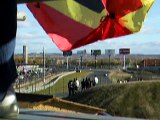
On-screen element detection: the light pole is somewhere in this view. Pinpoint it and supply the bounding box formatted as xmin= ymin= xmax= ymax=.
xmin=77 ymin=50 xmax=86 ymax=69
xmin=94 ymin=55 xmax=97 ymax=69
xmin=43 ymin=47 xmax=45 ymax=83
xmin=43 ymin=47 xmax=46 ymax=94
xmin=123 ymin=55 xmax=126 ymax=70
xmin=63 ymin=51 xmax=72 ymax=71
xmin=109 ymin=54 xmax=111 ymax=69
xmin=119 ymin=48 xmax=130 ymax=70
xmin=66 ymin=56 xmax=69 ymax=70
xmin=91 ymin=50 xmax=101 ymax=69
xmin=105 ymin=49 xmax=115 ymax=70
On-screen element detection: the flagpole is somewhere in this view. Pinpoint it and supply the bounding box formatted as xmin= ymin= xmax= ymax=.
xmin=66 ymin=56 xmax=69 ymax=71
xmin=123 ymin=55 xmax=126 ymax=70
xmin=43 ymin=47 xmax=45 ymax=83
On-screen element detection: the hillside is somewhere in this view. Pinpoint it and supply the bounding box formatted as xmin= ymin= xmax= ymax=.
xmin=17 ymin=93 xmax=105 ymax=114
xmin=66 ymin=81 xmax=160 ymax=119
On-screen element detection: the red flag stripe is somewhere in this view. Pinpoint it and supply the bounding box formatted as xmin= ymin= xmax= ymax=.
xmin=27 ymin=3 xmax=94 ymax=51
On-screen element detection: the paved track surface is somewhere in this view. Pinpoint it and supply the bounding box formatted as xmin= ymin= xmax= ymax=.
xmin=87 ymin=69 xmax=112 ymax=85
xmin=2 ymin=109 xmax=143 ymax=120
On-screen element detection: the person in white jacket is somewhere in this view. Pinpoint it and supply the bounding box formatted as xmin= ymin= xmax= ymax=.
xmin=94 ymin=75 xmax=99 ymax=85
xmin=76 ymin=78 xmax=80 ymax=90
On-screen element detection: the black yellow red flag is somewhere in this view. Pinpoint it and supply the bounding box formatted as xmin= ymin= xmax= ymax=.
xmin=27 ymin=0 xmax=155 ymax=51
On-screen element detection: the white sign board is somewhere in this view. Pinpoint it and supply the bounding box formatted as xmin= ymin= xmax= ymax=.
xmin=77 ymin=50 xmax=86 ymax=56
xmin=105 ymin=49 xmax=115 ymax=56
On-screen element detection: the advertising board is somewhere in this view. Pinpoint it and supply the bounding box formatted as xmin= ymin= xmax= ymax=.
xmin=63 ymin=51 xmax=72 ymax=56
xmin=105 ymin=49 xmax=115 ymax=56
xmin=119 ymin=48 xmax=130 ymax=55
xmin=91 ymin=50 xmax=101 ymax=56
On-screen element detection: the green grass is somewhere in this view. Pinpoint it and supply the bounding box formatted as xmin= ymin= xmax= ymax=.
xmin=35 ymin=70 xmax=92 ymax=96
xmin=109 ymin=70 xmax=132 ymax=83
xmin=66 ymin=81 xmax=160 ymax=119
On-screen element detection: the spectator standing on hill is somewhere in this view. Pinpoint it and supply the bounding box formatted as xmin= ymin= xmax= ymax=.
xmin=85 ymin=77 xmax=89 ymax=89
xmin=94 ymin=75 xmax=99 ymax=85
xmin=92 ymin=78 xmax=96 ymax=86
xmin=73 ymin=79 xmax=76 ymax=95
xmin=75 ymin=78 xmax=79 ymax=91
xmin=81 ymin=79 xmax=85 ymax=91
xmin=88 ymin=77 xmax=91 ymax=88
xmin=68 ymin=80 xmax=73 ymax=96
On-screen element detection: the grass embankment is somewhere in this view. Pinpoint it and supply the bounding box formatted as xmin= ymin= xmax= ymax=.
xmin=32 ymin=98 xmax=105 ymax=114
xmin=17 ymin=93 xmax=105 ymax=114
xmin=66 ymin=81 xmax=160 ymax=119
xmin=109 ymin=70 xmax=132 ymax=83
xmin=35 ymin=70 xmax=92 ymax=96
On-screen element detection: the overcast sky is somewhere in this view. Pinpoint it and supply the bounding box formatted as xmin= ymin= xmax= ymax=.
xmin=16 ymin=1 xmax=160 ymax=54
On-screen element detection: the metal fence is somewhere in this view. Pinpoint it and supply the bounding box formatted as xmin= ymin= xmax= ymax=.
xmin=15 ymin=72 xmax=111 ymax=98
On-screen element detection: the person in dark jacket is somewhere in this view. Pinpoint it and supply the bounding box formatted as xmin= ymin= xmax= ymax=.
xmin=0 ymin=0 xmax=19 ymax=118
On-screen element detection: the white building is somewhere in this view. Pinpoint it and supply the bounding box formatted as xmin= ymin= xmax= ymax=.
xmin=23 ymin=45 xmax=28 ymax=64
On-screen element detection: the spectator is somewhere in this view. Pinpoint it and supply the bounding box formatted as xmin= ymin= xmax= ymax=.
xmin=92 ymin=78 xmax=96 ymax=86
xmin=72 ymin=79 xmax=76 ymax=95
xmin=81 ymin=79 xmax=85 ymax=91
xmin=117 ymin=79 xmax=120 ymax=83
xmin=94 ymin=75 xmax=99 ymax=85
xmin=0 ymin=0 xmax=19 ymax=118
xmin=88 ymin=77 xmax=91 ymax=88
xmin=68 ymin=80 xmax=72 ymax=96
xmin=75 ymin=78 xmax=80 ymax=91
xmin=85 ymin=77 xmax=89 ymax=89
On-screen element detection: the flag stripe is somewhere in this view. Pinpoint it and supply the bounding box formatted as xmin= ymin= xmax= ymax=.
xmin=27 ymin=2 xmax=94 ymax=51
xmin=44 ymin=0 xmax=106 ymax=28
xmin=120 ymin=0 xmax=155 ymax=32
xmin=74 ymin=0 xmax=104 ymax=13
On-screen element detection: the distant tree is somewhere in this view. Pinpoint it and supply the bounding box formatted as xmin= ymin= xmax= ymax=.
xmin=14 ymin=56 xmax=23 ymax=64
xmin=34 ymin=57 xmax=42 ymax=65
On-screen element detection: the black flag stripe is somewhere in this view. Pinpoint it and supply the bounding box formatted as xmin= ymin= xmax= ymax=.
xmin=74 ymin=0 xmax=104 ymax=13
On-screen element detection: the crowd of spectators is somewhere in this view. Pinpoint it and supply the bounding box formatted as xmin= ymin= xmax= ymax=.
xmin=68 ymin=78 xmax=80 ymax=96
xmin=68 ymin=75 xmax=99 ymax=96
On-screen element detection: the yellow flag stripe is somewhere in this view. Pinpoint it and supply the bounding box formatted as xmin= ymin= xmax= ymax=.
xmin=45 ymin=0 xmax=107 ymax=28
xmin=119 ymin=0 xmax=155 ymax=32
